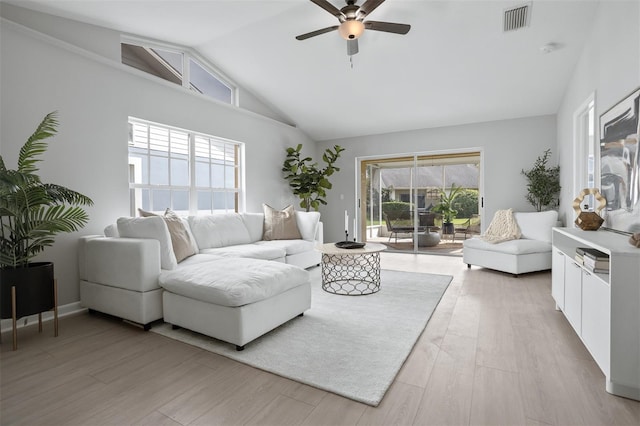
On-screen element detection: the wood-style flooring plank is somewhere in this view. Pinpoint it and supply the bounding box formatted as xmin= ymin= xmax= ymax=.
xmin=469 ymin=365 xmax=528 ymax=425
xmin=412 ymin=332 xmax=477 ymax=425
xmin=245 ymin=394 xmax=316 ymax=426
xmin=301 ymin=392 xmax=367 ymax=426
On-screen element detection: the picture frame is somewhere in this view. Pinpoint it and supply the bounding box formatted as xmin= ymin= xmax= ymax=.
xmin=600 ymin=87 xmax=640 ymax=234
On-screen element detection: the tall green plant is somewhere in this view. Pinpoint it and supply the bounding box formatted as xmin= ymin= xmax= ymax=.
xmin=282 ymin=144 xmax=344 ymax=211
xmin=521 ymin=149 xmax=561 ymax=211
xmin=432 ymin=183 xmax=464 ymax=223
xmin=0 ymin=112 xmax=94 ymax=268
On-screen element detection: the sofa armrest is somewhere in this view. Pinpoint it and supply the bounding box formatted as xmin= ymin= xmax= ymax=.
xmin=315 ymin=221 xmax=324 ymax=244
xmin=82 ymin=237 xmax=162 ymax=292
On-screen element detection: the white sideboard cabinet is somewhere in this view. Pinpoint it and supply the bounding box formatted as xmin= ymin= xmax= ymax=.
xmin=552 ymin=227 xmax=639 ymax=401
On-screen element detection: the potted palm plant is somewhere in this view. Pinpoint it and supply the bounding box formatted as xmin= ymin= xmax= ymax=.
xmin=0 ymin=111 xmax=93 ymax=328
xmin=432 ymin=183 xmax=464 ymax=235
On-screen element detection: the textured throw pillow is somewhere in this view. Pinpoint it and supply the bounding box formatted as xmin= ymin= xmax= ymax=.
xmin=262 ymin=204 xmax=302 ymax=241
xmin=137 ymin=208 xmax=196 ymax=263
xmin=163 ymin=209 xmax=197 ymax=262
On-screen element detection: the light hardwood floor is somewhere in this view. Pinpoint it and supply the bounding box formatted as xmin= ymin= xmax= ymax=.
xmin=1 ymin=253 xmax=639 ymax=425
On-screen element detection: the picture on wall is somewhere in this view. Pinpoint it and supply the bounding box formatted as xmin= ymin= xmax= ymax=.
xmin=600 ymin=87 xmax=640 ymax=233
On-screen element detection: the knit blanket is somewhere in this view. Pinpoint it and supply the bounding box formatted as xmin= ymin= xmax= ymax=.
xmin=479 ymin=208 xmax=521 ymax=244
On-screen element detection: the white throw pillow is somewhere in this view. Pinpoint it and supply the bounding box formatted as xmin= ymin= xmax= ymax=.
xmin=513 ymin=210 xmax=558 ymax=243
xmin=295 ymin=211 xmax=321 ymax=241
xmin=241 ymin=212 xmax=266 ymax=242
xmin=117 ymin=216 xmax=178 ymax=270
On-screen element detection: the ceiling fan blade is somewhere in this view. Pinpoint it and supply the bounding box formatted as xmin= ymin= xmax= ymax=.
xmin=364 ymin=20 xmax=411 ymax=35
xmin=347 ymin=39 xmax=359 ymax=56
xmin=358 ymin=0 xmax=386 ymax=19
xmin=295 ymin=25 xmax=340 ymax=40
xmin=310 ymin=0 xmax=346 ymax=19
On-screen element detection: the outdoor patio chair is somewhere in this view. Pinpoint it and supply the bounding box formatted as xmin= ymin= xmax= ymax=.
xmin=384 ymin=213 xmax=426 ymax=243
xmin=454 ymin=214 xmax=481 ymax=240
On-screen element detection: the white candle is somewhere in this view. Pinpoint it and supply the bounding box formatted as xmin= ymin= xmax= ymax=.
xmin=345 ymin=210 xmax=349 ymax=233
xmin=353 ymin=218 xmax=357 ymax=240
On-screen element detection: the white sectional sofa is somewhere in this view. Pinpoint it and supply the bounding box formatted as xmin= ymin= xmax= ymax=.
xmin=462 ymin=210 xmax=559 ymax=276
xmin=79 ymin=210 xmax=322 ymax=349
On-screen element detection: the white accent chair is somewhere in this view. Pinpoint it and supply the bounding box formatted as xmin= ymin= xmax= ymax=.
xmin=462 ymin=211 xmax=559 ymax=276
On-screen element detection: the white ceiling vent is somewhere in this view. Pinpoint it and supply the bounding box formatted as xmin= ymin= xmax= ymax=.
xmin=503 ymin=3 xmax=531 ymax=32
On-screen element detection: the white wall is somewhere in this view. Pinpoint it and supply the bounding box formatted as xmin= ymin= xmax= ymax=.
xmin=0 ymin=18 xmax=312 ymax=305
xmin=556 ymin=0 xmax=640 ymax=226
xmin=316 ymin=115 xmax=557 ymax=243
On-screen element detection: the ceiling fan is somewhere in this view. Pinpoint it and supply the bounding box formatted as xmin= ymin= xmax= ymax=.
xmin=295 ymin=0 xmax=411 ymax=56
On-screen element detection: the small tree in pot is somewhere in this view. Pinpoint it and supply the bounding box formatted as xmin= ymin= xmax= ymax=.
xmin=521 ymin=149 xmax=560 ymax=211
xmin=1 ymin=112 xmax=93 ymax=331
xmin=282 ymin=143 xmax=344 ymax=211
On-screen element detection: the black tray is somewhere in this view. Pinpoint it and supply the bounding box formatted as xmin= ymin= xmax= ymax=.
xmin=334 ymin=241 xmax=366 ymax=249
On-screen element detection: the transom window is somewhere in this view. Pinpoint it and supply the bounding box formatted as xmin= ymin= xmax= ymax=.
xmin=121 ymin=40 xmax=235 ymax=105
xmin=128 ymin=118 xmax=243 ymax=215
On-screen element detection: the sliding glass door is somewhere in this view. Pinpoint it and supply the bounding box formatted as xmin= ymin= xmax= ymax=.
xmin=360 ymin=151 xmax=481 ymax=255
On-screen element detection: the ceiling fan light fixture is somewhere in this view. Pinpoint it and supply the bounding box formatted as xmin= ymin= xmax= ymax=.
xmin=338 ymin=20 xmax=365 ymax=40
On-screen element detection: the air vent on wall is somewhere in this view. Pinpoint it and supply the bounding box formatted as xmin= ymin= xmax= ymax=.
xmin=503 ymin=3 xmax=531 ymax=32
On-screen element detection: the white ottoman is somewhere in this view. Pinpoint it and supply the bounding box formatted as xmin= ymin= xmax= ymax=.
xmin=159 ymin=257 xmax=311 ymax=350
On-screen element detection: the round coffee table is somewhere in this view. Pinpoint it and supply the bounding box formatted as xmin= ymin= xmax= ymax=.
xmin=316 ymin=242 xmax=386 ymax=296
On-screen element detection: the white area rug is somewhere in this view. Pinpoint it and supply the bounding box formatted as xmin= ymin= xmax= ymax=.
xmin=151 ymin=268 xmax=452 ymax=406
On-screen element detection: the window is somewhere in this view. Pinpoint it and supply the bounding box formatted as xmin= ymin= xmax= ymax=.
xmin=121 ymin=40 xmax=234 ymax=105
xmin=573 ymin=93 xmax=596 ymax=207
xmin=128 ymin=118 xmax=243 ymax=216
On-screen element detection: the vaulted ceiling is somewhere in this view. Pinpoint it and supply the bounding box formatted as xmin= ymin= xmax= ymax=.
xmin=7 ymin=0 xmax=600 ymax=141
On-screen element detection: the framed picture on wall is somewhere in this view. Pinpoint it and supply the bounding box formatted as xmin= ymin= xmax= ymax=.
xmin=600 ymin=87 xmax=640 ymax=234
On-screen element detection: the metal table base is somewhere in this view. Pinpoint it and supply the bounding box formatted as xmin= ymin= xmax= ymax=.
xmin=321 ymin=251 xmax=381 ymax=296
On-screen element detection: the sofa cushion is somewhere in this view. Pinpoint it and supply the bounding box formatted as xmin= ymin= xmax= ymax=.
xmin=104 ymin=224 xmax=119 ymax=237
xmin=464 ymin=237 xmax=551 ymax=255
xmin=513 ymin=211 xmax=558 ymax=243
xmin=158 ymin=258 xmax=309 ymax=307
xmin=295 ymin=211 xmax=321 ymax=241
xmin=188 ymin=214 xmax=252 ymax=249
xmin=256 ymin=239 xmax=316 ymax=256
xmin=199 ymin=244 xmax=286 ymax=261
xmin=262 ymin=204 xmax=302 ymax=240
xmin=241 ymin=212 xmax=265 ymax=242
xmin=117 ymin=216 xmax=177 ymax=270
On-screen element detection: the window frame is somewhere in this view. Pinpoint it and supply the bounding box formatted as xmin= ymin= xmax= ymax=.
xmin=573 ymin=92 xmax=597 ymax=198
xmin=128 ymin=117 xmax=244 ymax=216
xmin=121 ymin=35 xmax=238 ymax=106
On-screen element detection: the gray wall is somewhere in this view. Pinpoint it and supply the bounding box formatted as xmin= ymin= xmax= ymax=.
xmin=556 ymin=0 xmax=640 ymax=226
xmin=0 ymin=15 xmax=312 ymax=306
xmin=316 ymin=115 xmax=557 ymax=243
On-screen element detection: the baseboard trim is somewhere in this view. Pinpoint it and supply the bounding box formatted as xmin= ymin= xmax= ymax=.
xmin=0 ymin=302 xmax=87 ymax=333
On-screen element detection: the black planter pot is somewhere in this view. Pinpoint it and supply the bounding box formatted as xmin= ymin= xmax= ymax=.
xmin=0 ymin=262 xmax=55 ymax=320
xmin=442 ymin=222 xmax=455 ymax=235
